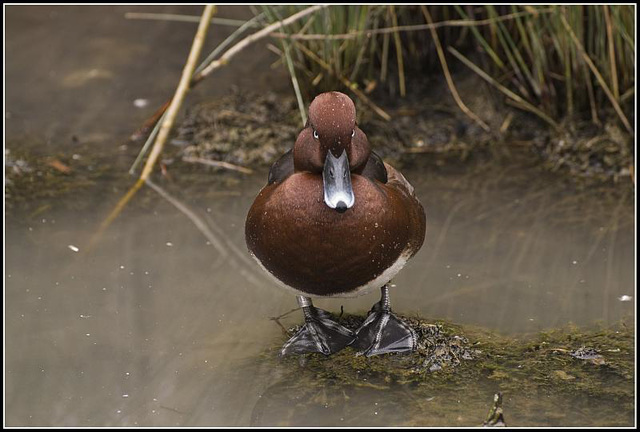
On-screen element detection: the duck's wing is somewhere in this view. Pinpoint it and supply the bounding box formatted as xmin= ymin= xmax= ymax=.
xmin=361 ymin=151 xmax=388 ymax=183
xmin=267 ymin=149 xmax=294 ymax=184
xmin=384 ymin=161 xmax=416 ymax=197
xmin=384 ymin=161 xmax=425 ymax=257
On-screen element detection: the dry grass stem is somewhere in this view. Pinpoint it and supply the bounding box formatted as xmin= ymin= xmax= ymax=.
xmin=421 ymin=6 xmax=490 ymax=132
xmin=560 ymin=13 xmax=632 ymax=134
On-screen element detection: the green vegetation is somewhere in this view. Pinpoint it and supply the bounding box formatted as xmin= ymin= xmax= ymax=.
xmin=260 ymin=5 xmax=634 ymax=135
xmin=251 ymin=313 xmax=634 ymax=426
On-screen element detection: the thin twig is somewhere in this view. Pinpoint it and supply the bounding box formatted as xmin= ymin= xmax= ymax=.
xmin=560 ymin=13 xmax=632 ymax=134
xmin=182 ymin=156 xmax=253 ymax=174
xmin=270 ymin=307 xmax=302 ymax=334
xmin=448 ymin=46 xmax=560 ymax=130
xmin=421 ymin=6 xmax=490 ymax=132
xmin=191 ymin=5 xmax=328 ymax=85
xmin=620 ymin=86 xmax=634 ymax=103
xmin=130 ymin=100 xmax=171 ymax=142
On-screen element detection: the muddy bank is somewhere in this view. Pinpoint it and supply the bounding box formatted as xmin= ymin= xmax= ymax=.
xmin=249 ymin=312 xmax=634 ymax=426
xmin=171 ymin=76 xmax=634 ymax=182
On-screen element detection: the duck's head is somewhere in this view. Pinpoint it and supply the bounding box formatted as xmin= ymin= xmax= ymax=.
xmin=293 ymin=92 xmax=371 ymax=212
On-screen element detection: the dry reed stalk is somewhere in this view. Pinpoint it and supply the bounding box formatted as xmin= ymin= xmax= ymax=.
xmin=389 ymin=6 xmax=406 ymax=97
xmin=421 ymin=6 xmax=490 ymax=132
xmin=603 ymin=5 xmax=619 ymax=101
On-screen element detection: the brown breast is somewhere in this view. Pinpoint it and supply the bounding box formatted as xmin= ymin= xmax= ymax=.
xmin=245 ymin=171 xmax=426 ymax=296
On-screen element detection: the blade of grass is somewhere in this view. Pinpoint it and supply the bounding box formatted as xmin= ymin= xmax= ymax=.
xmin=262 ymin=5 xmax=307 ymax=126
xmin=380 ymin=10 xmax=390 ymax=83
xmin=491 ymin=6 xmax=539 ymax=98
xmin=583 ymin=59 xmax=600 ymax=126
xmin=454 ymin=5 xmax=505 ymax=69
xmin=559 ymin=13 xmax=632 ymax=134
xmin=283 ymin=41 xmax=307 ymax=126
xmin=603 ymin=5 xmax=619 ymax=101
xmin=389 ymin=5 xmax=406 ymax=97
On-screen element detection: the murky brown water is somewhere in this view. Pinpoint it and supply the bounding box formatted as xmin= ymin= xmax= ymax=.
xmin=5 ymin=5 xmax=635 ymax=427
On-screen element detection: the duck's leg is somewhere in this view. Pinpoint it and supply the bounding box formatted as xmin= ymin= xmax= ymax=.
xmin=280 ymin=296 xmax=356 ymax=356
xmin=353 ymin=284 xmax=417 ymax=356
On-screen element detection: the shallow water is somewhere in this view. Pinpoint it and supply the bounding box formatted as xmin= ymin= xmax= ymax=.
xmin=5 ymin=5 xmax=635 ymax=427
xmin=5 ymin=152 xmax=635 ymax=426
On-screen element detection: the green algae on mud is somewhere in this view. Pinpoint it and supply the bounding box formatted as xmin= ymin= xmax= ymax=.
xmin=250 ymin=313 xmax=634 ymax=426
xmin=5 ymin=143 xmax=114 ymax=217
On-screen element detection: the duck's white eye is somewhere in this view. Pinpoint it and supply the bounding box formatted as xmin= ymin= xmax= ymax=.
xmin=351 ymin=129 xmax=356 ymax=137
xmin=313 ymin=130 xmax=319 ymax=139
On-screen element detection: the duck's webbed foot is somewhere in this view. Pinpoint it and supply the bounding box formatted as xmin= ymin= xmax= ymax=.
xmin=353 ymin=284 xmax=417 ymax=357
xmin=280 ymin=296 xmax=356 ymax=356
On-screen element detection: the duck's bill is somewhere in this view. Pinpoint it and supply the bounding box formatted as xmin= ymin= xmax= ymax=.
xmin=323 ymin=150 xmax=355 ymax=212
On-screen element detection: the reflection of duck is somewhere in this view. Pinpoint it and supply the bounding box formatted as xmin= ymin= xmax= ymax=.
xmin=245 ymin=92 xmax=426 ymax=356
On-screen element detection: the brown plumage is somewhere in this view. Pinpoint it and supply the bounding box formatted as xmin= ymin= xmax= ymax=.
xmin=245 ymin=92 xmax=426 ymax=297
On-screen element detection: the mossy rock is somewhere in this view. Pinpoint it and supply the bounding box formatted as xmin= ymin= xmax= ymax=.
xmin=248 ymin=314 xmax=634 ymax=426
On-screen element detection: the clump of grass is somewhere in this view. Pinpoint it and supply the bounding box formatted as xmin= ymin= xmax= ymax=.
xmin=452 ymin=5 xmax=633 ymax=133
xmin=260 ymin=5 xmax=634 ymax=134
xmin=259 ymin=5 xmax=425 ymax=101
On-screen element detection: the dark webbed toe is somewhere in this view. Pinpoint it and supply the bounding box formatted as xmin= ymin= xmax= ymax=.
xmin=280 ymin=305 xmax=355 ymax=356
xmin=353 ymin=285 xmax=417 ymax=357
xmin=353 ymin=310 xmax=416 ymax=356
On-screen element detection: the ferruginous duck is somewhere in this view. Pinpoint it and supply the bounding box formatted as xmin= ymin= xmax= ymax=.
xmin=245 ymin=91 xmax=426 ymax=356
